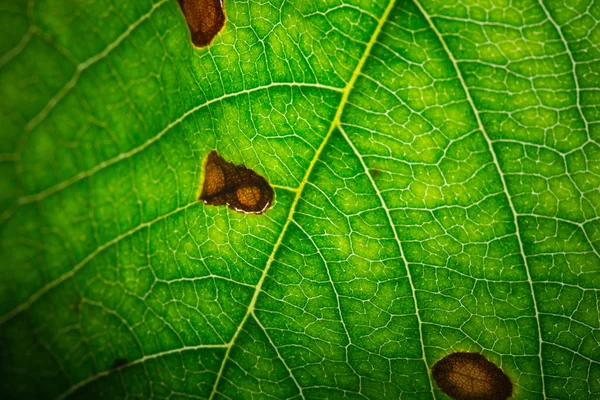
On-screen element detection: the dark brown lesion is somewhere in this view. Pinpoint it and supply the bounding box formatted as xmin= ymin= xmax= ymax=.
xmin=199 ymin=151 xmax=274 ymax=214
xmin=370 ymin=169 xmax=382 ymax=179
xmin=110 ymin=358 xmax=129 ymax=369
xmin=176 ymin=0 xmax=226 ymax=48
xmin=431 ymin=352 xmax=513 ymax=400
xmin=70 ymin=301 xmax=81 ymax=314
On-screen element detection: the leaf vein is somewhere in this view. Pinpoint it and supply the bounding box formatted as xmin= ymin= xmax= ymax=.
xmin=413 ymin=0 xmax=548 ymax=397
xmin=207 ymin=1 xmax=399 ymax=396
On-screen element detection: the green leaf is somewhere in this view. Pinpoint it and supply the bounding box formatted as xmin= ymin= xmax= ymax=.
xmin=1 ymin=0 xmax=599 ymax=399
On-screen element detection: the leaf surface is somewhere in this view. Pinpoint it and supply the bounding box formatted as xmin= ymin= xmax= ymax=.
xmin=0 ymin=0 xmax=599 ymax=399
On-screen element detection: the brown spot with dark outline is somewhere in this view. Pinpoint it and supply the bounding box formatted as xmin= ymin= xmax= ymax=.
xmin=432 ymin=352 xmax=512 ymax=400
xmin=176 ymin=0 xmax=226 ymax=47
xmin=199 ymin=151 xmax=274 ymax=214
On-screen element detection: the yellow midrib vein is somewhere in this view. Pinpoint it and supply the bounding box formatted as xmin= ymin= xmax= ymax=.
xmin=10 ymin=1 xmax=397 ymax=397
xmin=208 ymin=0 xmax=398 ymax=398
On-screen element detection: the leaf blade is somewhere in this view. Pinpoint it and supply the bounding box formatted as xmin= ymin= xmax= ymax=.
xmin=0 ymin=0 xmax=598 ymax=399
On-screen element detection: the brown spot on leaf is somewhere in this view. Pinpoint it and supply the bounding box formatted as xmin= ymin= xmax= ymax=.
xmin=432 ymin=352 xmax=512 ymax=400
xmin=71 ymin=301 xmax=81 ymax=314
xmin=176 ymin=0 xmax=226 ymax=48
xmin=370 ymin=169 xmax=382 ymax=179
xmin=199 ymin=151 xmax=274 ymax=214
xmin=203 ymin=162 xmax=226 ymax=196
xmin=111 ymin=358 xmax=128 ymax=369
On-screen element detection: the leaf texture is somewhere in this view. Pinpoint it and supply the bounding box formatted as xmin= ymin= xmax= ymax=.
xmin=0 ymin=0 xmax=599 ymax=399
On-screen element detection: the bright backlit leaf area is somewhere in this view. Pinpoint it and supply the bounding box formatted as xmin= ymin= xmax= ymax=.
xmin=1 ymin=0 xmax=599 ymax=399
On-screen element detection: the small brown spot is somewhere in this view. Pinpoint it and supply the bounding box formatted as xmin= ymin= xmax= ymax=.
xmin=71 ymin=301 xmax=81 ymax=314
xmin=203 ymin=162 xmax=225 ymax=196
xmin=432 ymin=352 xmax=512 ymax=400
xmin=370 ymin=169 xmax=382 ymax=178
xmin=199 ymin=151 xmax=274 ymax=214
xmin=176 ymin=0 xmax=226 ymax=48
xmin=111 ymin=358 xmax=128 ymax=369
xmin=236 ymin=185 xmax=262 ymax=207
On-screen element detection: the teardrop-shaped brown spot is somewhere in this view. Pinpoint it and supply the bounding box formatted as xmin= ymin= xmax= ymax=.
xmin=176 ymin=0 xmax=226 ymax=48
xmin=236 ymin=185 xmax=262 ymax=208
xmin=199 ymin=151 xmax=274 ymax=214
xmin=432 ymin=352 xmax=512 ymax=400
xmin=203 ymin=162 xmax=225 ymax=196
